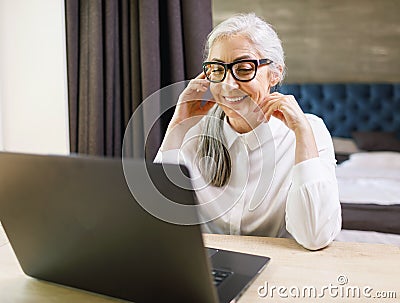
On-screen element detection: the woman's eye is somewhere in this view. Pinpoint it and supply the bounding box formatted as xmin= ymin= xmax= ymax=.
xmin=212 ymin=69 xmax=224 ymax=74
xmin=235 ymin=63 xmax=254 ymax=73
xmin=237 ymin=68 xmax=253 ymax=74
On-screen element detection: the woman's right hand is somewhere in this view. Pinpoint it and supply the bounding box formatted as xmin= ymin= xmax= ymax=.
xmin=159 ymin=73 xmax=215 ymax=152
xmin=170 ymin=72 xmax=215 ymax=127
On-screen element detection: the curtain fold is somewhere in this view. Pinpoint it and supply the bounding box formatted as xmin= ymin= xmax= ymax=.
xmin=65 ymin=0 xmax=212 ymax=159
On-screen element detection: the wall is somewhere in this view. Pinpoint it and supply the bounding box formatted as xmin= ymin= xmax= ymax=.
xmin=212 ymin=0 xmax=400 ymax=83
xmin=0 ymin=0 xmax=69 ymax=154
xmin=0 ymin=83 xmax=3 ymax=150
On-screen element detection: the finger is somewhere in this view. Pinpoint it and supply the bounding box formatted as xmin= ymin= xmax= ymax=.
xmin=271 ymin=110 xmax=286 ymax=123
xmin=253 ymin=95 xmax=282 ymax=112
xmin=190 ymin=77 xmax=209 ymax=88
xmin=186 ymin=82 xmax=209 ymax=94
xmin=186 ymin=72 xmax=209 ymax=90
xmin=195 ymin=71 xmax=207 ymax=79
xmin=260 ymin=101 xmax=283 ymax=122
xmin=268 ymin=91 xmax=284 ymax=97
xmin=192 ymin=72 xmax=209 ymax=90
xmin=263 ymin=93 xmax=284 ymax=103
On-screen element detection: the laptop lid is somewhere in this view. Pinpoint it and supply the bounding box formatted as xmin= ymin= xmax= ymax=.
xmin=0 ymin=152 xmax=269 ymax=303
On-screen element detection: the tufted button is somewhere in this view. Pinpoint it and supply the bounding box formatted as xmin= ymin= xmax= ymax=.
xmin=371 ymin=101 xmax=383 ymax=111
xmin=339 ymin=114 xmax=346 ymax=122
xmin=387 ymin=116 xmax=394 ymax=124
xmin=349 ymin=102 xmax=358 ymax=111
xmin=326 ymin=101 xmax=335 ymax=111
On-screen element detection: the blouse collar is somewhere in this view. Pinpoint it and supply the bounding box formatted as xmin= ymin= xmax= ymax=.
xmin=222 ymin=116 xmax=276 ymax=151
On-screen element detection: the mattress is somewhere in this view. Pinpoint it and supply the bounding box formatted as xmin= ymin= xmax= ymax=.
xmin=341 ymin=203 xmax=400 ymax=234
xmin=337 ymin=152 xmax=400 ymax=235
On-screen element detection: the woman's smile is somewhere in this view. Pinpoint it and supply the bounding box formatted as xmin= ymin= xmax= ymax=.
xmin=223 ymin=95 xmax=248 ymax=104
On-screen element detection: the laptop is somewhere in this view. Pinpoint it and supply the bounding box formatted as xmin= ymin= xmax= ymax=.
xmin=0 ymin=152 xmax=270 ymax=303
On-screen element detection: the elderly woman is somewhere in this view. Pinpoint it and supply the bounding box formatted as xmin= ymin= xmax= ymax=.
xmin=155 ymin=13 xmax=341 ymax=250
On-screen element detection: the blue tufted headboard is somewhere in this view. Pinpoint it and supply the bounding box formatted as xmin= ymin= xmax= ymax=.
xmin=279 ymin=84 xmax=400 ymax=138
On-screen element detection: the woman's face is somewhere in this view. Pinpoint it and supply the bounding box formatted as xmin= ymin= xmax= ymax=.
xmin=208 ymin=34 xmax=276 ymax=131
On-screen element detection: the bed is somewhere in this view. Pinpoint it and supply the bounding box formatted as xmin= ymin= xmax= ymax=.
xmin=280 ymin=83 xmax=400 ymax=245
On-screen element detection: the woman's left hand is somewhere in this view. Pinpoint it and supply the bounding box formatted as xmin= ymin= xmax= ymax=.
xmin=256 ymin=92 xmax=319 ymax=163
xmin=255 ymin=92 xmax=310 ymax=134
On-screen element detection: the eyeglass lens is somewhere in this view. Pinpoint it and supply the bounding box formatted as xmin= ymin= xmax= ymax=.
xmin=204 ymin=61 xmax=257 ymax=82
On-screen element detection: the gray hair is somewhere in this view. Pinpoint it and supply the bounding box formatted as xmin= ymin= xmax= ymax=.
xmin=197 ymin=13 xmax=285 ymax=187
xmin=205 ymin=13 xmax=285 ymax=81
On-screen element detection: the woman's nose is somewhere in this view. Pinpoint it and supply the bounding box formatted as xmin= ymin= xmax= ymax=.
xmin=221 ymin=70 xmax=239 ymax=91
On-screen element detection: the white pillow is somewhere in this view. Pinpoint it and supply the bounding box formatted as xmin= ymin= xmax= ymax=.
xmin=340 ymin=151 xmax=400 ymax=169
xmin=332 ymin=137 xmax=360 ymax=154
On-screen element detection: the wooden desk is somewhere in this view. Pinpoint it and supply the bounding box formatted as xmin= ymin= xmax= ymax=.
xmin=205 ymin=234 xmax=400 ymax=302
xmin=1 ymin=226 xmax=399 ymax=302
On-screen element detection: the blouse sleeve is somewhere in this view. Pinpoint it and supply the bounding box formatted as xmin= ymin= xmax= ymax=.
xmin=153 ymin=118 xmax=204 ymax=165
xmin=285 ymin=115 xmax=342 ymax=250
xmin=153 ymin=149 xmax=182 ymax=165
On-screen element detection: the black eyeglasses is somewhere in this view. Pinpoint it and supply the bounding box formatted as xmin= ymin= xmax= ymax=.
xmin=202 ymin=58 xmax=273 ymax=83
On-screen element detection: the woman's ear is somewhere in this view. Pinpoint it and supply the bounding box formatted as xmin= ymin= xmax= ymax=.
xmin=270 ymin=75 xmax=280 ymax=87
xmin=270 ymin=65 xmax=283 ymax=87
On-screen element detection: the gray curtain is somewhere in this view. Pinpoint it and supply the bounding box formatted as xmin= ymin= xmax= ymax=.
xmin=65 ymin=0 xmax=212 ymax=159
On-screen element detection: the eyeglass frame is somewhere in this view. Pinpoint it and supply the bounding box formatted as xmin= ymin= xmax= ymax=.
xmin=202 ymin=58 xmax=273 ymax=83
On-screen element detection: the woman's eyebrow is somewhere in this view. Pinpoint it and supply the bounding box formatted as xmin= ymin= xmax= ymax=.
xmin=233 ymin=55 xmax=252 ymax=61
xmin=210 ymin=58 xmax=225 ymax=62
xmin=210 ymin=55 xmax=253 ymax=62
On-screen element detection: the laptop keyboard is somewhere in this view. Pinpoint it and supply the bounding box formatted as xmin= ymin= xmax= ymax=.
xmin=211 ymin=269 xmax=232 ymax=287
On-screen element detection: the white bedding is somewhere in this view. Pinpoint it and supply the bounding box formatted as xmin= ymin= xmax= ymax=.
xmin=336 ymin=152 xmax=400 ymax=205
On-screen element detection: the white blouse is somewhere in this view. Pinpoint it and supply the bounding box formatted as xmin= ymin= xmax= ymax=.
xmin=154 ymin=115 xmax=342 ymax=250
